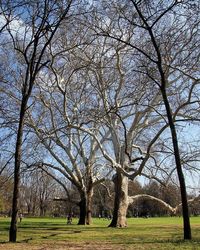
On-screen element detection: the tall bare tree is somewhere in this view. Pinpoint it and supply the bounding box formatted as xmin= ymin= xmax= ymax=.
xmin=59 ymin=33 xmax=171 ymax=227
xmin=95 ymin=0 xmax=200 ymax=239
xmin=1 ymin=0 xmax=74 ymax=241
xmin=26 ymin=71 xmax=109 ymax=224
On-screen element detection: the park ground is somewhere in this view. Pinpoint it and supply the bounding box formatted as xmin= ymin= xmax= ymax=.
xmin=0 ymin=216 xmax=200 ymax=250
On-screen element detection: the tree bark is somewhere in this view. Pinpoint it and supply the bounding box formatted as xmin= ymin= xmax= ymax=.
xmin=9 ymin=99 xmax=27 ymax=242
xmin=161 ymin=87 xmax=191 ymax=239
xmin=109 ymin=171 xmax=129 ymax=227
xmin=40 ymin=204 xmax=46 ymax=217
xmin=77 ymin=193 xmax=87 ymax=225
xmin=27 ymin=204 xmax=31 ymax=215
xmin=86 ymin=187 xmax=93 ymax=225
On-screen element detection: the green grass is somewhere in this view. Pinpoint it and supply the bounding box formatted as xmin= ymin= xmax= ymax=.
xmin=0 ymin=216 xmax=200 ymax=249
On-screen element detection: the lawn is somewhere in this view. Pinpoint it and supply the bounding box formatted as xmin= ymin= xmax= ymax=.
xmin=0 ymin=216 xmax=200 ymax=249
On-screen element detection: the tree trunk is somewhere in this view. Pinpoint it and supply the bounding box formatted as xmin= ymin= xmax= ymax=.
xmin=40 ymin=205 xmax=45 ymax=217
xmin=161 ymin=87 xmax=191 ymax=239
xmin=32 ymin=195 xmax=37 ymax=215
xmin=77 ymin=193 xmax=87 ymax=225
xmin=109 ymin=171 xmax=129 ymax=227
xmin=9 ymin=100 xmax=26 ymax=242
xmin=27 ymin=204 xmax=31 ymax=215
xmin=86 ymin=187 xmax=93 ymax=225
xmin=143 ymin=15 xmax=192 ymax=239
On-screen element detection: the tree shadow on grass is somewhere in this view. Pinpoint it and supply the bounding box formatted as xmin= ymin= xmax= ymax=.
xmin=17 ymin=230 xmax=82 ymax=242
xmin=0 ymin=238 xmax=33 ymax=244
xmin=42 ymin=233 xmax=58 ymax=239
xmin=18 ymin=237 xmax=33 ymax=243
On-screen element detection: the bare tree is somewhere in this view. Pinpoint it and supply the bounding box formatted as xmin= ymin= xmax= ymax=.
xmin=95 ymin=0 xmax=200 ymax=239
xmin=23 ymin=17 xmax=113 ymax=225
xmin=27 ymin=94 xmax=108 ymax=224
xmin=1 ymin=1 xmax=199 ymax=241
xmin=1 ymin=0 xmax=74 ymax=242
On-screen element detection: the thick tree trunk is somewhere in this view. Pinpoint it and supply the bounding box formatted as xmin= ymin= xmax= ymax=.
xmin=86 ymin=188 xmax=93 ymax=225
xmin=9 ymin=100 xmax=26 ymax=242
xmin=27 ymin=204 xmax=31 ymax=215
xmin=109 ymin=172 xmax=129 ymax=227
xmin=77 ymin=193 xmax=87 ymax=225
xmin=40 ymin=205 xmax=46 ymax=217
xmin=32 ymin=195 xmax=37 ymax=215
xmin=161 ymin=87 xmax=191 ymax=239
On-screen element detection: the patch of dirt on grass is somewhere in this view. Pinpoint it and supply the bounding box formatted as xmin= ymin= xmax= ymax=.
xmin=0 ymin=242 xmax=126 ymax=250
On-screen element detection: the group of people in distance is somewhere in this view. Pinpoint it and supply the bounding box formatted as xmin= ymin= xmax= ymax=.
xmin=17 ymin=212 xmax=113 ymax=225
xmin=17 ymin=212 xmax=73 ymax=224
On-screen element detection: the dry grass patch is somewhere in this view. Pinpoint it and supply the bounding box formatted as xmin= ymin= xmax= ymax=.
xmin=0 ymin=242 xmax=126 ymax=250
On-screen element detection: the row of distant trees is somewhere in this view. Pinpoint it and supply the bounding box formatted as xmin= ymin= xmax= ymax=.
xmin=0 ymin=0 xmax=200 ymax=242
xmin=1 ymin=169 xmax=200 ymax=218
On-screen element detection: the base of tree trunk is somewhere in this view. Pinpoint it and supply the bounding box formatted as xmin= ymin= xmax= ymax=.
xmin=9 ymin=225 xmax=17 ymax=242
xmin=108 ymin=219 xmax=127 ymax=228
xmin=77 ymin=221 xmax=86 ymax=225
xmin=77 ymin=195 xmax=87 ymax=225
xmin=108 ymin=173 xmax=128 ymax=228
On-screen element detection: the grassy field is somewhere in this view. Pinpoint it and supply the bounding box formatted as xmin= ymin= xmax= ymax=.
xmin=0 ymin=216 xmax=200 ymax=249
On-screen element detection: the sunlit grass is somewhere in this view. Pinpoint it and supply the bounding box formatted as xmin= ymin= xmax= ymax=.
xmin=0 ymin=216 xmax=200 ymax=249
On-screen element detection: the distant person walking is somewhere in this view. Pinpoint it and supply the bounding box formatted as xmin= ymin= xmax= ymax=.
xmin=67 ymin=214 xmax=72 ymax=224
xmin=19 ymin=213 xmax=23 ymax=223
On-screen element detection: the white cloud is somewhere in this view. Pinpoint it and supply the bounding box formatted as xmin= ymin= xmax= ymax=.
xmin=0 ymin=14 xmax=31 ymax=39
